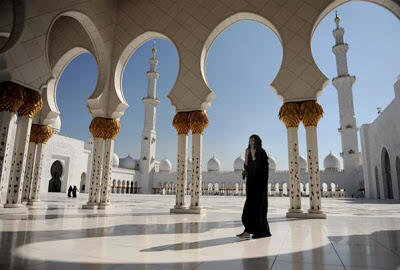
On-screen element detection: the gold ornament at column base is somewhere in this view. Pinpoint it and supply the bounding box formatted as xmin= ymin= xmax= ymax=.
xmin=300 ymin=100 xmax=323 ymax=127
xmin=17 ymin=88 xmax=43 ymax=118
xmin=89 ymin=117 xmax=121 ymax=139
xmin=278 ymin=102 xmax=302 ymax=128
xmin=0 ymin=81 xmax=25 ymax=113
xmin=29 ymin=124 xmax=53 ymax=144
xmin=189 ymin=110 xmax=208 ymax=134
xmin=173 ymin=112 xmax=190 ymax=135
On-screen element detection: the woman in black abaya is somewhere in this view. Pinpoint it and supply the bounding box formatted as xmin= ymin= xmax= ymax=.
xmin=237 ymin=134 xmax=271 ymax=239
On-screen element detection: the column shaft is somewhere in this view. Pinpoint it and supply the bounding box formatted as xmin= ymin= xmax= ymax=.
xmin=99 ymin=139 xmax=114 ymax=208
xmin=5 ymin=117 xmax=32 ymax=207
xmin=305 ymin=126 xmax=323 ymax=214
xmin=190 ymin=133 xmax=202 ymax=210
xmin=171 ymin=134 xmax=188 ymax=211
xmin=287 ymin=127 xmax=302 ymax=213
xmin=84 ymin=137 xmax=103 ymax=208
xmin=0 ymin=111 xmax=15 ymax=205
xmin=22 ymin=142 xmax=36 ymax=202
xmin=28 ymin=143 xmax=46 ymax=204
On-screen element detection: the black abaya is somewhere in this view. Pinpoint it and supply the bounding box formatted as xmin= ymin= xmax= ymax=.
xmin=242 ymin=148 xmax=271 ymax=237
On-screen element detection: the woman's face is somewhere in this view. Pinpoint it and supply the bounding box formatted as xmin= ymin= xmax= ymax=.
xmin=249 ymin=137 xmax=255 ymax=148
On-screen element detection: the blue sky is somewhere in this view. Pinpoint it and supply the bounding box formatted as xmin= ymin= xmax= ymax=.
xmin=56 ymin=2 xmax=400 ymax=171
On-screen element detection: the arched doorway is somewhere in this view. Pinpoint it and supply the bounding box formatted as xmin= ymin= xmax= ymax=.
xmin=80 ymin=172 xmax=86 ymax=192
xmin=381 ymin=148 xmax=394 ymax=199
xmin=48 ymin=160 xmax=63 ymax=192
xmin=375 ymin=166 xmax=381 ymax=199
xmin=396 ymin=157 xmax=400 ymax=198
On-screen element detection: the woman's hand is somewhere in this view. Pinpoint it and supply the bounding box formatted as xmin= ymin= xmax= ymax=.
xmin=242 ymin=170 xmax=247 ymax=179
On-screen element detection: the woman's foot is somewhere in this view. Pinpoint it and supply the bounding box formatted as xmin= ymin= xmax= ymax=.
xmin=236 ymin=231 xmax=250 ymax=239
xmin=252 ymin=233 xmax=272 ymax=239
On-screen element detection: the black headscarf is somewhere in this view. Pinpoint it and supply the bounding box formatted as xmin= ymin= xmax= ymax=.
xmin=247 ymin=134 xmax=262 ymax=151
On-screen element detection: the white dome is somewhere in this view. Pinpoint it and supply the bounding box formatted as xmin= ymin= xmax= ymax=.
xmin=233 ymin=154 xmax=244 ymax=171
xmin=119 ymin=155 xmax=135 ymax=169
xmin=299 ymin=155 xmax=307 ymax=170
xmin=187 ymin=158 xmax=192 ymax=171
xmin=268 ymin=155 xmax=277 ymax=171
xmin=159 ymin=158 xmax=172 ymax=172
xmin=49 ymin=116 xmax=61 ymax=134
xmin=324 ymin=152 xmax=340 ymax=171
xmin=207 ymin=155 xmax=220 ymax=171
xmin=112 ymin=153 xmax=119 ymax=167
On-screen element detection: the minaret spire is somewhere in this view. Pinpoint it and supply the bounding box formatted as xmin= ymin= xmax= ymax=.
xmin=331 ymin=13 xmax=361 ymax=171
xmin=140 ymin=40 xmax=161 ymax=193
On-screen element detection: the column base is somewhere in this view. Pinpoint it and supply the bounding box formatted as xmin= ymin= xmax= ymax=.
xmin=306 ymin=209 xmax=327 ymax=219
xmin=187 ymin=207 xmax=205 ymax=214
xmin=4 ymin=203 xmax=24 ymax=208
xmin=170 ymin=207 xmax=188 ymax=214
xmin=98 ymin=203 xmax=111 ymax=209
xmin=286 ymin=209 xmax=303 ymax=218
xmin=286 ymin=211 xmax=326 ymax=219
xmin=27 ymin=200 xmax=43 ymax=207
xmin=82 ymin=203 xmax=98 ymax=209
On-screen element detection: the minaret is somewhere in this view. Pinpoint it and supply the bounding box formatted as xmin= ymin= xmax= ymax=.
xmin=332 ymin=12 xmax=361 ymax=171
xmin=140 ymin=41 xmax=160 ymax=193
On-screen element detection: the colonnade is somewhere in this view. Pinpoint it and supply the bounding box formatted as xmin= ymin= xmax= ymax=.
xmin=279 ymin=100 xmax=326 ymax=218
xmin=0 ymin=81 xmax=50 ymax=208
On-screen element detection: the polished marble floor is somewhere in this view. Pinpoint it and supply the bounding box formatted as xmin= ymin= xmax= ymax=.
xmin=0 ymin=193 xmax=400 ymax=270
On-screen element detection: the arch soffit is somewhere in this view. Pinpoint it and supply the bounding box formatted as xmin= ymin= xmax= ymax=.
xmin=200 ymin=12 xmax=282 ymax=99
xmin=114 ymin=31 xmax=177 ymax=113
xmin=310 ymin=0 xmax=400 ymax=98
xmin=45 ymin=10 xmax=107 ymax=108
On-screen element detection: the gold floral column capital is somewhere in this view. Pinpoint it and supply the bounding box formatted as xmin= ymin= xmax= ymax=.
xmin=189 ymin=110 xmax=208 ymax=135
xmin=300 ymin=100 xmax=323 ymax=127
xmin=279 ymin=102 xmax=302 ymax=128
xmin=17 ymin=88 xmax=43 ymax=118
xmin=0 ymin=81 xmax=25 ymax=113
xmin=173 ymin=112 xmax=191 ymax=135
xmin=89 ymin=117 xmax=121 ymax=140
xmin=30 ymin=124 xmax=53 ymax=144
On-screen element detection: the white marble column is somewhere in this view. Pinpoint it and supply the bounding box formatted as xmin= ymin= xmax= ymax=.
xmin=287 ymin=127 xmax=302 ymax=213
xmin=28 ymin=143 xmax=46 ymax=205
xmin=99 ymin=139 xmax=114 ymax=209
xmin=279 ymin=102 xmax=303 ymax=217
xmin=187 ymin=110 xmax=208 ymax=214
xmin=190 ymin=133 xmax=203 ymax=212
xmin=22 ymin=142 xmax=36 ymax=202
xmin=83 ymin=137 xmax=103 ymax=209
xmin=301 ymin=101 xmax=326 ymax=219
xmin=5 ymin=116 xmax=32 ymax=207
xmin=171 ymin=112 xmax=190 ymax=213
xmin=0 ymin=111 xmax=16 ymax=205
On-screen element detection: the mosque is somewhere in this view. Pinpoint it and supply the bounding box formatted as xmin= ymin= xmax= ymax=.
xmin=0 ymin=0 xmax=399 ymax=218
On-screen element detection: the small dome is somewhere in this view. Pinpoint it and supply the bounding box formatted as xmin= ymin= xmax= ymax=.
xmin=49 ymin=116 xmax=61 ymax=134
xmin=324 ymin=152 xmax=340 ymax=171
xmin=299 ymin=155 xmax=307 ymax=171
xmin=207 ymin=155 xmax=220 ymax=171
xmin=187 ymin=158 xmax=192 ymax=171
xmin=233 ymin=154 xmax=244 ymax=171
xmin=268 ymin=155 xmax=277 ymax=171
xmin=112 ymin=153 xmax=119 ymax=167
xmin=159 ymin=158 xmax=172 ymax=172
xmin=119 ymin=155 xmax=135 ymax=169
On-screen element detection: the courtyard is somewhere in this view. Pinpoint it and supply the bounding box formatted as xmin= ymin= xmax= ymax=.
xmin=0 ymin=194 xmax=399 ymax=269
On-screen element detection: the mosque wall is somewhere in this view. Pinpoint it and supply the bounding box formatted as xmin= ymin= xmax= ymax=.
xmin=360 ymin=77 xmax=400 ymax=199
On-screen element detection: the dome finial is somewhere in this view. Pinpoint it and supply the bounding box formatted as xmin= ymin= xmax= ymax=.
xmin=334 ymin=10 xmax=340 ymax=28
xmin=152 ymin=40 xmax=157 ymax=58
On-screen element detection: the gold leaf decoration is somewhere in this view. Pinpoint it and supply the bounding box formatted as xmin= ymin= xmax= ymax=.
xmin=189 ymin=110 xmax=208 ymax=134
xmin=278 ymin=102 xmax=302 ymax=128
xmin=89 ymin=117 xmax=121 ymax=139
xmin=173 ymin=112 xmax=190 ymax=135
xmin=17 ymin=88 xmax=43 ymax=118
xmin=300 ymin=100 xmax=323 ymax=127
xmin=0 ymin=81 xmax=25 ymax=113
xmin=30 ymin=124 xmax=53 ymax=144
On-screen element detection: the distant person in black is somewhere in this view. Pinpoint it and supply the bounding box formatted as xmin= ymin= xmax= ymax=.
xmin=72 ymin=186 xmax=78 ymax=198
xmin=67 ymin=185 xmax=72 ymax=198
xmin=237 ymin=134 xmax=271 ymax=239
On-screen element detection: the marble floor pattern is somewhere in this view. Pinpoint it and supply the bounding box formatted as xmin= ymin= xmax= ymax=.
xmin=0 ymin=193 xmax=400 ymax=270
